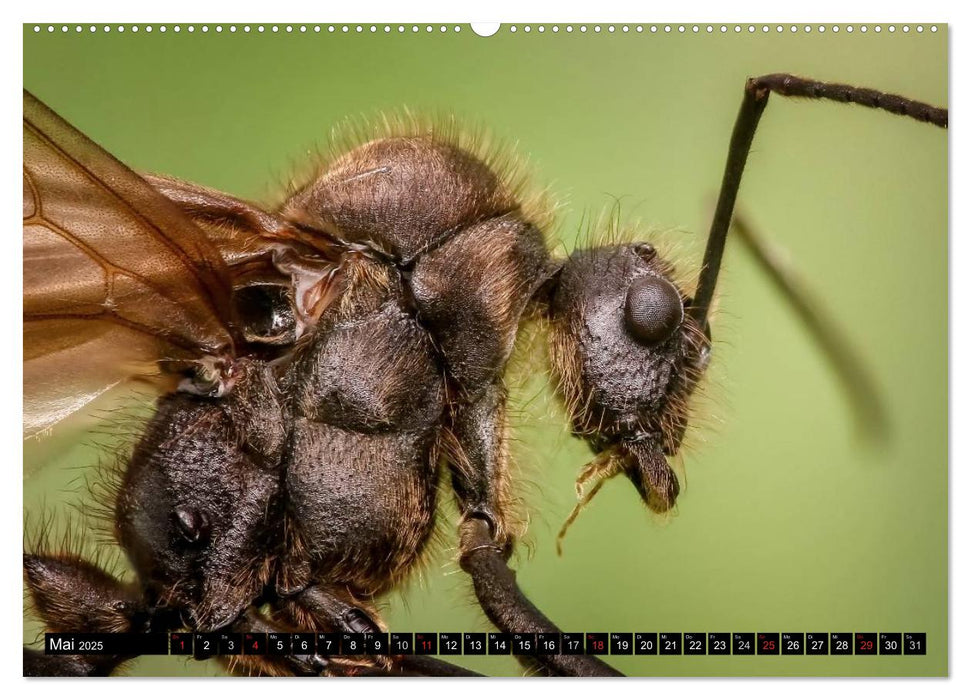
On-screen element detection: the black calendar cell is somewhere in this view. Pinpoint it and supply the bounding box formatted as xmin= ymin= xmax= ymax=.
xmin=170 ymin=633 xmax=193 ymax=655
xmin=313 ymin=633 xmax=337 ymax=656
xmin=414 ymin=633 xmax=438 ymax=655
xmin=635 ymin=633 xmax=658 ymax=655
xmin=268 ymin=633 xmax=291 ymax=655
xmin=781 ymin=633 xmax=804 ymax=655
xmin=438 ymin=633 xmax=462 ymax=655
xmin=243 ymin=633 xmax=266 ymax=655
xmin=683 ymin=633 xmax=705 ymax=655
xmin=538 ymin=633 xmax=561 ymax=655
xmin=364 ymin=632 xmax=388 ymax=655
xmin=488 ymin=633 xmax=511 ymax=655
xmin=830 ymin=633 xmax=852 ymax=656
xmin=194 ymin=633 xmax=218 ymax=660
xmin=218 ymin=633 xmax=242 ymax=656
xmin=879 ymin=633 xmax=902 ymax=655
xmin=390 ymin=633 xmax=413 ymax=655
xmin=757 ymin=633 xmax=779 ymax=655
xmin=732 ymin=633 xmax=755 ymax=655
xmin=659 ymin=632 xmax=682 ymax=655
xmin=561 ymin=633 xmax=584 ymax=655
xmin=292 ymin=633 xmax=316 ymax=655
xmin=610 ymin=633 xmax=633 ymax=655
xmin=513 ymin=633 xmax=537 ymax=655
xmin=904 ymin=633 xmax=926 ymax=655
xmin=806 ymin=633 xmax=828 ymax=655
xmin=463 ymin=633 xmax=486 ymax=655
xmin=708 ymin=633 xmax=730 ymax=655
xmin=855 ymin=633 xmax=877 ymax=656
xmin=341 ymin=633 xmax=365 ymax=655
xmin=585 ymin=633 xmax=608 ymax=655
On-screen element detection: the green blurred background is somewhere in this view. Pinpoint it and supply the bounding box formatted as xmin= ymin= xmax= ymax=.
xmin=23 ymin=23 xmax=947 ymax=676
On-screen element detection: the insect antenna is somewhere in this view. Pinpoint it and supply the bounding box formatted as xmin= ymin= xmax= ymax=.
xmin=689 ymin=74 xmax=946 ymax=439
xmin=730 ymin=210 xmax=889 ymax=439
xmin=691 ymin=73 xmax=948 ymax=330
xmin=751 ymin=74 xmax=947 ymax=126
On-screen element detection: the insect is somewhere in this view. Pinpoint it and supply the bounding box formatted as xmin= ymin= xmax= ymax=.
xmin=22 ymin=75 xmax=946 ymax=677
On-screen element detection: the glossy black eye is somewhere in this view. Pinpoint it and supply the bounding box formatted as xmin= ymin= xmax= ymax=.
xmin=624 ymin=275 xmax=684 ymax=345
xmin=632 ymin=242 xmax=656 ymax=263
xmin=174 ymin=506 xmax=211 ymax=544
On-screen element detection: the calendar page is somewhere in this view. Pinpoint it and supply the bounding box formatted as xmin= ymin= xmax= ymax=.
xmin=22 ymin=19 xmax=947 ymax=679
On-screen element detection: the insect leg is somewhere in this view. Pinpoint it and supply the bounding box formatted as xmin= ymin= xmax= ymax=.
xmin=289 ymin=585 xmax=385 ymax=635
xmin=281 ymin=585 xmax=482 ymax=677
xmin=221 ymin=607 xmax=352 ymax=677
xmin=691 ymin=74 xmax=948 ymax=329
xmin=459 ymin=518 xmax=623 ymax=677
xmin=23 ymin=553 xmax=149 ymax=676
xmin=411 ymin=216 xmax=552 ymax=547
xmin=447 ymin=382 xmax=519 ymax=551
xmin=444 ymin=383 xmax=621 ymax=675
xmin=222 ymin=607 xmax=428 ymax=677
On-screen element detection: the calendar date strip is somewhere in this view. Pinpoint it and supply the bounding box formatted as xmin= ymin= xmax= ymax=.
xmin=44 ymin=631 xmax=927 ymax=657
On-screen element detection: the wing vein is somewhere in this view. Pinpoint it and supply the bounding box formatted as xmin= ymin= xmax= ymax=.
xmin=24 ymin=117 xmax=230 ymax=335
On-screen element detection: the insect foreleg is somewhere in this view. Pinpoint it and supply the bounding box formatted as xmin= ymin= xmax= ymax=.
xmin=446 ymin=386 xmax=619 ymax=676
xmin=411 ymin=215 xmax=552 ymax=547
xmin=459 ymin=518 xmax=622 ymax=677
xmin=448 ymin=382 xmax=519 ymax=552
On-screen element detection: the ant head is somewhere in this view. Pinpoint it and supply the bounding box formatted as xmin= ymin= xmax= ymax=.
xmin=548 ymin=242 xmax=710 ymax=513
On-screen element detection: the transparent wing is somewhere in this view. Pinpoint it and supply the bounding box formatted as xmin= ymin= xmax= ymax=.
xmin=23 ymin=90 xmax=237 ymax=442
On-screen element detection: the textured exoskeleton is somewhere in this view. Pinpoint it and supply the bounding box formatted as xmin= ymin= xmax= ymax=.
xmin=24 ymin=99 xmax=628 ymax=677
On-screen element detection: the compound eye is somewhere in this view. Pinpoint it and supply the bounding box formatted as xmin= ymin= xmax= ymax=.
xmin=624 ymin=276 xmax=684 ymax=346
xmin=174 ymin=506 xmax=211 ymax=545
